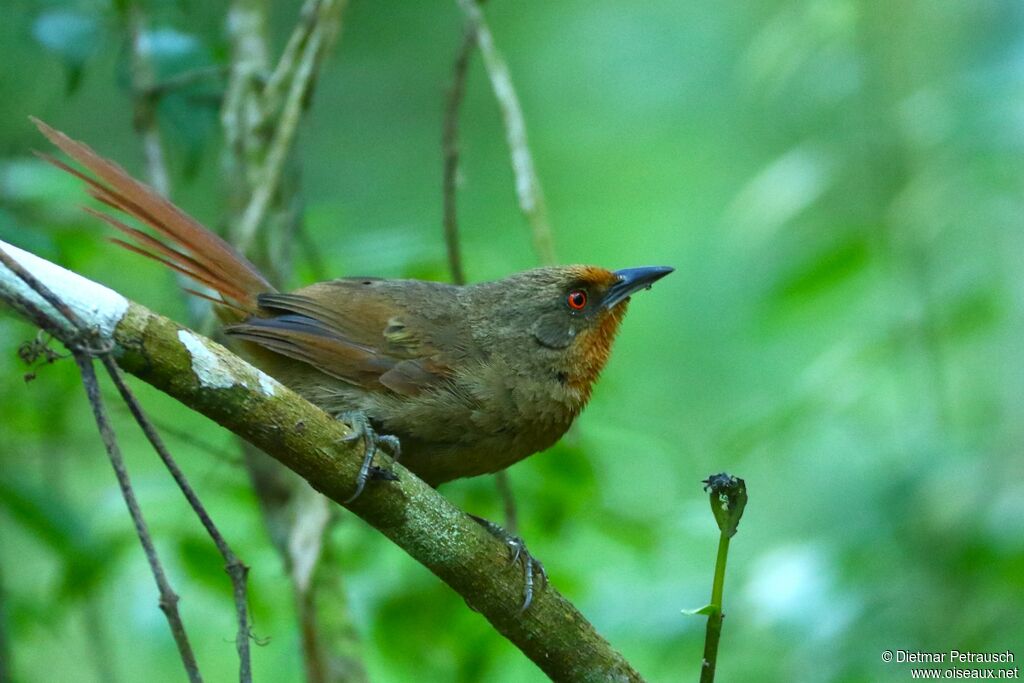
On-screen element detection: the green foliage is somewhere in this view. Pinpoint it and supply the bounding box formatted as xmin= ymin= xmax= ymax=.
xmin=2 ymin=0 xmax=1023 ymax=681
xmin=31 ymin=8 xmax=104 ymax=92
xmin=0 ymin=477 xmax=130 ymax=602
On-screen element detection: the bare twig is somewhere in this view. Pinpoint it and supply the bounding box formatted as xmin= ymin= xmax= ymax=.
xmin=493 ymin=471 xmax=519 ymax=534
xmin=446 ymin=7 xmax=545 ymax=533
xmin=230 ymin=0 xmax=344 ymax=255
xmin=125 ymin=12 xmax=256 ymax=677
xmin=131 ymin=415 xmax=238 ymax=465
xmin=128 ymin=6 xmax=170 ymax=198
xmin=103 ymin=357 xmax=253 ymax=683
xmin=127 ymin=3 xmax=217 ymax=325
xmin=0 ymin=244 xmax=203 ymax=683
xmin=76 ymin=353 xmax=204 ymax=683
xmin=82 ymin=593 xmax=121 ymax=683
xmin=222 ymin=0 xmax=269 ymax=172
xmin=263 ymin=0 xmax=323 ymax=106
xmin=442 ymin=23 xmax=477 ymax=287
xmin=455 ymin=0 xmax=557 ymax=266
xmin=294 ymin=216 xmax=328 ymax=282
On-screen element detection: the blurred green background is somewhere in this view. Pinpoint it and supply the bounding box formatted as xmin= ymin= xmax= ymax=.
xmin=1 ymin=0 xmax=1022 ymax=681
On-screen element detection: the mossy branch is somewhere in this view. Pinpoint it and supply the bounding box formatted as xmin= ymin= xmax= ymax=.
xmin=0 ymin=240 xmax=644 ymax=683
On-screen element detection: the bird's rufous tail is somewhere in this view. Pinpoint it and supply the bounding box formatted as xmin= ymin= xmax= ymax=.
xmin=31 ymin=117 xmax=273 ymax=320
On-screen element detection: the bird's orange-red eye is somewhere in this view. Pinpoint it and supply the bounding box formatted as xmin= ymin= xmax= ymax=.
xmin=567 ymin=290 xmax=587 ymax=310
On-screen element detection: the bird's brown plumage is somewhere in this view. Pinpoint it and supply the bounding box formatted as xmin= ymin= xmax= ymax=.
xmin=34 ymin=118 xmax=671 ymax=486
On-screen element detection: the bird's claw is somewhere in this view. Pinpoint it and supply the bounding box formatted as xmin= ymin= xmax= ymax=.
xmin=471 ymin=515 xmax=547 ymax=612
xmin=507 ymin=534 xmax=547 ymax=612
xmin=337 ymin=411 xmax=400 ymax=503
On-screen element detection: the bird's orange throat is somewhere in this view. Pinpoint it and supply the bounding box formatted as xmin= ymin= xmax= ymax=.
xmin=565 ymin=301 xmax=629 ymax=405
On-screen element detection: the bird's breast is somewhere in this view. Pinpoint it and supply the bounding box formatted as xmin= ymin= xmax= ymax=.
xmin=351 ymin=357 xmax=581 ymax=485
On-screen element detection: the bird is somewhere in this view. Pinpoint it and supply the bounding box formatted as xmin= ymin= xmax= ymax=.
xmin=33 ymin=118 xmax=672 ymax=606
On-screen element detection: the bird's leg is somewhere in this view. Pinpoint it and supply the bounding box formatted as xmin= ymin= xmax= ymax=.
xmin=470 ymin=515 xmax=548 ymax=612
xmin=337 ymin=411 xmax=401 ymax=503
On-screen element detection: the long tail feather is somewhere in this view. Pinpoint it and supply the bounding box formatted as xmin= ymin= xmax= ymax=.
xmin=31 ymin=117 xmax=274 ymax=314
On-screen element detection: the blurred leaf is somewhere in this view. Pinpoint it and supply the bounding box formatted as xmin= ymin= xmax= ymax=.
xmin=0 ymin=477 xmax=86 ymax=552
xmin=137 ymin=27 xmax=200 ymax=65
xmin=160 ymin=94 xmax=219 ymax=179
xmin=32 ymin=9 xmax=105 ymax=93
xmin=773 ymin=233 xmax=870 ymax=303
xmin=526 ymin=439 xmax=597 ymax=533
xmin=176 ymin=533 xmax=228 ymax=596
xmin=374 ymin=580 xmax=506 ymax=681
xmin=0 ymin=158 xmax=83 ymax=206
xmin=593 ymin=509 xmax=659 ymax=553
xmin=939 ymin=288 xmax=1002 ymax=339
xmin=0 ymin=477 xmax=128 ymax=602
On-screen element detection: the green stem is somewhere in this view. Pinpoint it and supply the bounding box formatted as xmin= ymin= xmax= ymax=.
xmin=700 ymin=531 xmax=730 ymax=683
xmin=710 ymin=532 xmax=730 ymax=608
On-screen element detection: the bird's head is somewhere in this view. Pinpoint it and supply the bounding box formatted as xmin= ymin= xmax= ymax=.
xmin=473 ymin=264 xmax=673 ymax=404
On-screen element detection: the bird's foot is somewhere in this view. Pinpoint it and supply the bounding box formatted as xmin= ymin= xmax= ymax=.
xmin=471 ymin=515 xmax=548 ymax=612
xmin=337 ymin=411 xmax=401 ymax=503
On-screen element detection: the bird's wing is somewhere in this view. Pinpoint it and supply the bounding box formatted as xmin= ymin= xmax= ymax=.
xmin=224 ymin=279 xmax=459 ymax=396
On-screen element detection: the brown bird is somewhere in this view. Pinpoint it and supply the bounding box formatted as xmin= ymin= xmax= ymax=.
xmin=32 ymin=119 xmax=671 ymax=577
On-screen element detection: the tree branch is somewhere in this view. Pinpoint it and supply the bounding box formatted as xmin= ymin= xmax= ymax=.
xmin=0 ymin=240 xmax=645 ymax=682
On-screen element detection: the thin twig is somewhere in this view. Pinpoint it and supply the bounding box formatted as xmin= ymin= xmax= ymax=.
xmin=82 ymin=599 xmax=121 ymax=683
xmin=445 ymin=7 xmax=527 ymax=531
xmin=442 ymin=23 xmax=477 ymax=286
xmin=455 ymin=0 xmax=557 ymax=266
xmin=222 ymin=0 xmax=269 ymax=167
xmin=128 ymin=6 xmax=171 ymax=198
xmin=127 ymin=3 xmax=217 ymax=325
xmin=103 ymin=356 xmax=252 ymax=683
xmin=231 ymin=0 xmax=342 ymax=255
xmin=125 ymin=13 xmax=256 ymax=677
xmin=263 ymin=0 xmax=322 ymax=107
xmin=0 ymin=244 xmax=203 ymax=683
xmin=494 ymin=471 xmax=519 ymax=534
xmin=77 ymin=353 xmax=204 ymax=683
xmin=294 ymin=215 xmax=328 ymax=282
xmin=128 ymin=414 xmax=238 ymax=464
xmin=0 ymin=245 xmax=207 ymax=683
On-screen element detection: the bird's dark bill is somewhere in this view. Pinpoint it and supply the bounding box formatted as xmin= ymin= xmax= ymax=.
xmin=604 ymin=266 xmax=674 ymax=309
